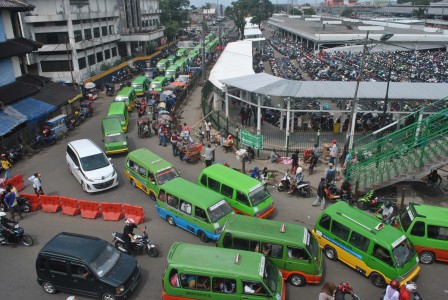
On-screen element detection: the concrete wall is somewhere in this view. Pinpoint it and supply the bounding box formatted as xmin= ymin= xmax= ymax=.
xmin=0 ymin=11 xmax=19 ymax=86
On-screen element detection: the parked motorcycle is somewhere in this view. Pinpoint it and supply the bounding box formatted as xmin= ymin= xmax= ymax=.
xmin=1 ymin=194 xmax=31 ymax=213
xmin=277 ymin=172 xmax=311 ymax=197
xmin=112 ymin=226 xmax=159 ymax=257
xmin=357 ymin=189 xmax=396 ymax=212
xmin=323 ymin=182 xmax=353 ymax=204
xmin=34 ymin=133 xmax=56 ymax=147
xmin=277 ymin=171 xmax=292 ymax=192
xmin=0 ymin=223 xmax=33 ymax=246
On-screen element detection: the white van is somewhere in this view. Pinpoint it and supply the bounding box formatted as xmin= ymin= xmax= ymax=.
xmin=66 ymin=139 xmax=118 ymax=193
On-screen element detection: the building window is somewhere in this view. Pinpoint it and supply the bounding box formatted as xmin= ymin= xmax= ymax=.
xmin=72 ymin=20 xmax=80 ymax=25
xmin=111 ymin=47 xmax=117 ymax=57
xmin=96 ymin=52 xmax=103 ymax=63
xmin=104 ymin=49 xmax=111 ymax=59
xmin=78 ymin=57 xmax=86 ymax=69
xmin=88 ymin=54 xmax=95 ymax=65
xmin=35 ymin=32 xmax=68 ymax=44
xmin=102 ymin=26 xmax=107 ymax=36
xmin=109 ymin=25 xmax=114 ymax=35
xmin=41 ymin=61 xmax=71 ymax=72
xmin=141 ymin=21 xmax=145 ymax=28
xmin=84 ymin=29 xmax=92 ymax=40
xmin=74 ymin=30 xmax=82 ymax=42
xmin=93 ymin=27 xmax=100 ymax=38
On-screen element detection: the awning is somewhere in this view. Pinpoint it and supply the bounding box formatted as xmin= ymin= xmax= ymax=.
xmin=31 ymin=82 xmax=81 ymax=107
xmin=0 ymin=107 xmax=27 ymax=136
xmin=9 ymin=97 xmax=56 ymax=124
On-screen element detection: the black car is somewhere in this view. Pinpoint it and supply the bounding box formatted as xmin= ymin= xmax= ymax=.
xmin=36 ymin=232 xmax=141 ymax=300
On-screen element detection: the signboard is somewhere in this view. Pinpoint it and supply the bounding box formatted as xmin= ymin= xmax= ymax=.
xmin=240 ymin=130 xmax=263 ymax=149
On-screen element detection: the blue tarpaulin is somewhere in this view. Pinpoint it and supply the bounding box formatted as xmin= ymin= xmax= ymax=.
xmin=0 ymin=111 xmax=25 ymax=136
xmin=9 ymin=97 xmax=56 ymax=124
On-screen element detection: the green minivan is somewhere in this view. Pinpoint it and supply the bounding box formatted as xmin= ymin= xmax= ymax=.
xmin=198 ymin=164 xmax=276 ymax=219
xmin=174 ymin=58 xmax=188 ymax=71
xmin=107 ymin=102 xmax=128 ymax=132
xmin=156 ymin=177 xmax=234 ymax=242
xmin=149 ymin=76 xmax=166 ymax=92
xmin=157 ymin=59 xmax=169 ymax=72
xmin=114 ymin=87 xmax=137 ymax=111
xmin=124 ymin=148 xmax=179 ymax=201
xmin=131 ymin=76 xmax=149 ymax=97
xmin=101 ymin=117 xmax=128 ymax=154
xmin=167 ymin=55 xmax=176 ymax=65
xmin=165 ymin=65 xmax=179 ymax=81
xmin=217 ymin=214 xmax=323 ymax=287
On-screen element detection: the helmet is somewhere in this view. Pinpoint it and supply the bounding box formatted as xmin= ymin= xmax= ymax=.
xmin=296 ymin=167 xmax=303 ymax=174
xmin=227 ymin=135 xmax=232 ymax=139
xmin=390 ymin=280 xmax=400 ymax=289
xmin=385 ymin=201 xmax=392 ymax=208
xmin=0 ymin=211 xmax=7 ymax=218
xmin=405 ymin=281 xmax=417 ymax=293
xmin=338 ymin=282 xmax=352 ymax=293
xmin=332 ymin=139 xmax=337 ymax=143
xmin=125 ymin=218 xmax=135 ymax=225
xmin=328 ymin=163 xmax=333 ymax=167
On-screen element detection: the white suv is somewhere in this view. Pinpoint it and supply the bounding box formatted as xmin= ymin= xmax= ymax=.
xmin=66 ymin=139 xmax=118 ymax=193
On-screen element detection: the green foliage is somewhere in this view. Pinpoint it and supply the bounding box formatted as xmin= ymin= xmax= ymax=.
xmin=190 ymin=5 xmax=196 ymax=10
xmin=340 ymin=7 xmax=354 ymax=17
xmin=303 ymin=8 xmax=316 ymax=15
xmin=412 ymin=7 xmax=427 ymax=19
xmin=164 ymin=21 xmax=181 ymax=40
xmin=289 ymin=8 xmax=302 ymax=15
xmin=100 ymin=63 xmax=112 ymax=71
xmin=160 ymin=0 xmax=190 ymax=37
xmin=397 ymin=0 xmax=430 ymax=4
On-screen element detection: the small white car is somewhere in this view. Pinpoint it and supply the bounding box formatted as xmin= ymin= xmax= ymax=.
xmin=66 ymin=139 xmax=118 ymax=193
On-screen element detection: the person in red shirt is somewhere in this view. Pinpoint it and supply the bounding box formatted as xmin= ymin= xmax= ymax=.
xmin=399 ymin=281 xmax=417 ymax=300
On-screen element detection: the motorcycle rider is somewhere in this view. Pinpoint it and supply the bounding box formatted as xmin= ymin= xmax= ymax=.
xmin=123 ymin=218 xmax=145 ymax=255
xmin=288 ymin=167 xmax=304 ymax=194
xmin=376 ymin=201 xmax=395 ymax=225
xmin=399 ymin=281 xmax=418 ymax=300
xmin=335 ymin=282 xmax=359 ymax=300
xmin=383 ymin=279 xmax=400 ymax=300
xmin=341 ymin=180 xmax=352 ymax=204
xmin=0 ymin=211 xmax=17 ymax=244
xmin=313 ymin=178 xmax=327 ymax=210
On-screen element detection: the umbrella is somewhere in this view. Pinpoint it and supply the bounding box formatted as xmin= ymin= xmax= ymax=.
xmin=85 ymin=82 xmax=96 ymax=89
xmin=162 ymin=90 xmax=174 ymax=96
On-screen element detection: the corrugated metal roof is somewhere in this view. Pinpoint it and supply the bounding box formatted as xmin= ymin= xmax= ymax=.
xmin=0 ymin=0 xmax=34 ymax=10
xmin=219 ymin=73 xmax=448 ymax=100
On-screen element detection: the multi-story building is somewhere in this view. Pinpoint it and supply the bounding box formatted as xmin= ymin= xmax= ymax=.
xmin=20 ymin=0 xmax=163 ymax=83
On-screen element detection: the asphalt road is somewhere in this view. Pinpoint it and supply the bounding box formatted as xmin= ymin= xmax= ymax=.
xmin=1 ymin=92 xmax=447 ymax=300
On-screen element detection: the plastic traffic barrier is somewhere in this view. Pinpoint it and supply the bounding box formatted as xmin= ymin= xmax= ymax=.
xmin=40 ymin=195 xmax=60 ymax=213
xmin=60 ymin=196 xmax=80 ymax=216
xmin=79 ymin=200 xmax=100 ymax=219
xmin=7 ymin=174 xmax=25 ymax=191
xmin=100 ymin=202 xmax=123 ymax=221
xmin=20 ymin=193 xmax=40 ymax=211
xmin=122 ymin=204 xmax=145 ymax=224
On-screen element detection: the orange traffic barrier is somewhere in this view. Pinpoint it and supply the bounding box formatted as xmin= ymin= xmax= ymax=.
xmin=60 ymin=196 xmax=80 ymax=216
xmin=7 ymin=174 xmax=25 ymax=191
xmin=40 ymin=195 xmax=60 ymax=213
xmin=123 ymin=204 xmax=145 ymax=224
xmin=21 ymin=193 xmax=41 ymax=211
xmin=100 ymin=202 xmax=123 ymax=221
xmin=79 ymin=200 xmax=100 ymax=219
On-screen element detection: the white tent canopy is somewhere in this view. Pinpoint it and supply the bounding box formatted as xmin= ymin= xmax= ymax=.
xmin=209 ymin=41 xmax=255 ymax=91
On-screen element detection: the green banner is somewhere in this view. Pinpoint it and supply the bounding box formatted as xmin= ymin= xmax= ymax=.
xmin=240 ymin=129 xmax=263 ymax=149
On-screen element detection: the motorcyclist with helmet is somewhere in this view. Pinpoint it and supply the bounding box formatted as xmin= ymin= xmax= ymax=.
xmin=335 ymin=282 xmax=359 ymax=300
xmin=288 ymin=167 xmax=304 ymax=194
xmin=0 ymin=211 xmax=17 ymax=244
xmin=123 ymin=218 xmax=145 ymax=255
xmin=399 ymin=281 xmax=419 ymax=300
xmin=383 ymin=279 xmax=400 ymax=300
xmin=376 ymin=201 xmax=395 ymax=225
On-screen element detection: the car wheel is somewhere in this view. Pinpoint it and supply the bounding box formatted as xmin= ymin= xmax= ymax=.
xmin=277 ymin=185 xmax=286 ymax=192
xmin=81 ymin=181 xmax=87 ymax=192
xmin=198 ymin=230 xmax=209 ymax=243
xmin=167 ymin=216 xmax=176 ymax=226
xmin=324 ymin=246 xmax=338 ymax=261
xmin=102 ymin=292 xmax=116 ymax=300
xmin=370 ymin=272 xmax=386 ymax=288
xmin=130 ymin=179 xmax=136 ymax=188
xmin=357 ymin=201 xmax=369 ymax=210
xmin=289 ymin=274 xmax=306 ymax=287
xmin=419 ymin=251 xmax=435 ymax=264
xmin=149 ymin=191 xmax=156 ymax=201
xmin=42 ymin=281 xmax=56 ymax=294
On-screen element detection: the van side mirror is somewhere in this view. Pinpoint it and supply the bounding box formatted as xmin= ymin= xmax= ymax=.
xmin=108 ymin=157 xmax=112 ymax=161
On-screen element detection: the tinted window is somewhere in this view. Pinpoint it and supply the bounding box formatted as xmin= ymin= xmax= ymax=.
xmin=242 ymin=281 xmax=267 ymax=295
xmin=220 ymin=184 xmax=233 ymax=198
xmin=262 ymin=243 xmax=283 ymax=259
xmin=319 ymin=214 xmax=331 ymax=230
xmin=236 ymin=191 xmax=250 ymax=206
xmin=167 ymin=194 xmax=179 ymax=209
xmin=428 ymin=225 xmax=448 ymax=240
xmin=180 ymin=274 xmax=210 ymax=291
xmin=37 ymin=257 xmax=46 ymax=270
xmin=222 ymin=233 xmax=232 ymax=248
xmin=195 ymin=207 xmax=208 ymax=222
xmin=208 ymin=178 xmax=221 ymax=192
xmin=200 ymin=174 xmax=207 ymax=186
xmin=287 ymin=246 xmax=310 ymax=260
xmin=71 ymin=264 xmax=90 ymax=279
xmin=80 ymin=153 xmax=109 ymax=171
xmin=179 ymin=200 xmax=192 ymax=215
xmin=138 ymin=166 xmax=147 ymax=178
xmin=349 ymin=231 xmax=370 ymax=252
xmin=410 ymin=221 xmax=425 ymax=237
xmin=212 ymin=278 xmax=236 ymax=294
xmin=331 ymin=221 xmax=350 ymax=241
xmin=233 ymin=237 xmax=258 ymax=251
xmin=158 ymin=189 xmax=166 ymax=201
xmin=49 ymin=259 xmax=67 ymax=273
xmin=373 ymin=244 xmax=393 ymax=266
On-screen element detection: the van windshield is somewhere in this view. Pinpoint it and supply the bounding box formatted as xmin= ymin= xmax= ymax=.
xmin=80 ymin=153 xmax=110 ymax=171
xmin=207 ymin=200 xmax=233 ymax=223
xmin=399 ymin=207 xmax=414 ymax=232
xmin=166 ymin=70 xmax=175 ymax=76
xmin=109 ymin=114 xmax=124 ymax=122
xmin=263 ymin=258 xmax=278 ymax=294
xmin=156 ymin=167 xmax=179 ymax=185
xmin=89 ymin=244 xmax=120 ymax=278
xmin=105 ymin=133 xmax=125 ymax=143
xmin=249 ymin=186 xmax=270 ymax=206
xmin=392 ymin=238 xmax=416 ymax=267
xmin=151 ymin=82 xmax=161 ymax=89
xmin=307 ymin=230 xmax=319 ymax=260
xmin=132 ymin=84 xmax=142 ymax=89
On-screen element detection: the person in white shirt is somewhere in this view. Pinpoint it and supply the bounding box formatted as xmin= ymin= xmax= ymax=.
xmin=376 ymin=201 xmax=395 ymax=225
xmin=205 ymin=121 xmax=212 ymax=141
xmin=383 ymin=280 xmax=400 ymax=300
xmin=329 ymin=140 xmax=338 ymax=165
xmin=28 ymin=173 xmax=44 ymax=196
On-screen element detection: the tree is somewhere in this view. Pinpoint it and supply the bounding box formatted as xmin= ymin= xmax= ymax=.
xmin=412 ymin=7 xmax=427 ymax=19
xmin=289 ymin=8 xmax=302 ymax=15
xmin=160 ymin=0 xmax=190 ymax=38
xmin=202 ymin=2 xmax=212 ymax=10
xmin=190 ymin=5 xmax=196 ymax=10
xmin=302 ymin=8 xmax=316 ymax=15
xmin=225 ymin=0 xmax=250 ymax=40
xmin=340 ymin=7 xmax=354 ymax=17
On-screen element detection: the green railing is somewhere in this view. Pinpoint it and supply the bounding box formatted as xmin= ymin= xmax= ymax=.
xmin=346 ymin=98 xmax=448 ymax=190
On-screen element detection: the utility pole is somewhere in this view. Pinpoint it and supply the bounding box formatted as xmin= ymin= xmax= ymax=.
xmin=65 ymin=36 xmax=76 ymax=88
xmin=201 ymin=14 xmax=206 ymax=83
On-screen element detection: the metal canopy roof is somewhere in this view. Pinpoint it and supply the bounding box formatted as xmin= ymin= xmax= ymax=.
xmin=220 ymin=73 xmax=448 ymax=100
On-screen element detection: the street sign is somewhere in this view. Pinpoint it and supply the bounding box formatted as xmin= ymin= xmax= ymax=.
xmin=240 ymin=129 xmax=263 ymax=149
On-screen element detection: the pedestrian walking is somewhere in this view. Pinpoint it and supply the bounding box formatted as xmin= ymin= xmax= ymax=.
xmin=177 ymin=140 xmax=184 ymax=162
xmin=312 ymin=178 xmax=326 ymax=210
xmin=203 ymin=144 xmax=215 ymax=167
xmin=158 ymin=125 xmax=167 ymax=147
xmin=246 ymin=105 xmax=253 ymax=126
xmin=329 ymin=139 xmax=338 ymax=166
xmin=239 ymin=107 xmax=246 ymax=126
xmin=205 ymin=120 xmax=212 ymax=141
xmin=1 ymin=154 xmax=12 ymax=180
xmin=291 ymin=150 xmax=299 ymax=174
xmin=4 ymin=188 xmax=22 ymax=221
xmin=198 ymin=127 xmax=205 ymax=145
xmin=325 ymin=163 xmax=336 ymax=184
xmin=28 ymin=173 xmax=44 ymax=196
xmin=170 ymin=131 xmax=179 ymax=156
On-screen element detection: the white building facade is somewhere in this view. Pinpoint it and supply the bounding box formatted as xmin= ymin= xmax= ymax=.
xmin=20 ymin=0 xmax=163 ymax=83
